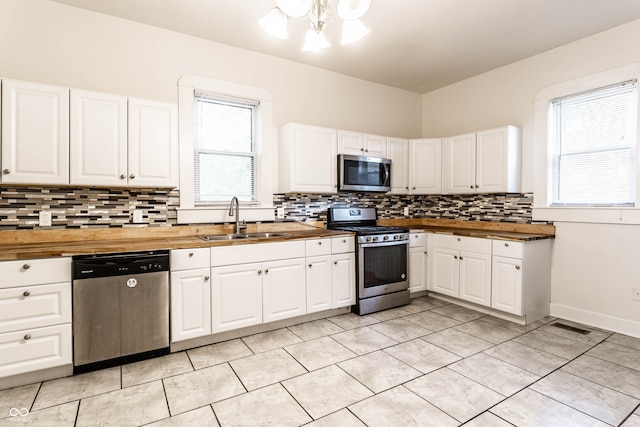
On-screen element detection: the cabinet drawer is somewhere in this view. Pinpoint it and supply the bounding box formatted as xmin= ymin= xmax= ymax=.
xmin=431 ymin=234 xmax=491 ymax=254
xmin=0 ymin=283 xmax=72 ymax=334
xmin=492 ymin=240 xmax=523 ymax=258
xmin=170 ymin=248 xmax=210 ymax=271
xmin=409 ymin=232 xmax=428 ymax=248
xmin=0 ymin=324 xmax=72 ymax=378
xmin=0 ymin=258 xmax=71 ymax=289
xmin=331 ymin=236 xmax=354 ymax=254
xmin=306 ymin=238 xmax=332 ymax=257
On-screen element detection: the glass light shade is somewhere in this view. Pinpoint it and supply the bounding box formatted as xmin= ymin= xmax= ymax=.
xmin=276 ymin=0 xmax=312 ymax=17
xmin=337 ymin=0 xmax=371 ymax=20
xmin=341 ymin=18 xmax=369 ymax=45
xmin=302 ymin=29 xmax=330 ymax=51
xmin=259 ymin=7 xmax=288 ymax=39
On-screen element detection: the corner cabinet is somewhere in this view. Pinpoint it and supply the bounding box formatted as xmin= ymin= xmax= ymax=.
xmin=279 ymin=123 xmax=337 ymax=193
xmin=170 ymin=248 xmax=211 ymax=342
xmin=442 ymin=126 xmax=521 ymax=194
xmin=1 ymin=79 xmax=69 ymax=185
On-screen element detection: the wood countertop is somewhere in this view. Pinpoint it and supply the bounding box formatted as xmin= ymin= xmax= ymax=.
xmin=0 ymin=219 xmax=554 ymax=261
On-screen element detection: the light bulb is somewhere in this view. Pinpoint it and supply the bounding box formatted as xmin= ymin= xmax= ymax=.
xmin=259 ymin=7 xmax=288 ymax=39
xmin=303 ymin=29 xmax=330 ymax=51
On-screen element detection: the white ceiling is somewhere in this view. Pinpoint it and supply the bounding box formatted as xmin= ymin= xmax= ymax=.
xmin=51 ymin=0 xmax=640 ymax=93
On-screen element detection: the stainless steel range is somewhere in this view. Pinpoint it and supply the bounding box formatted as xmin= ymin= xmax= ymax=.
xmin=327 ymin=207 xmax=410 ymax=315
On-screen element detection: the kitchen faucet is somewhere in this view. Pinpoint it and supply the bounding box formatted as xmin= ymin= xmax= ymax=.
xmin=229 ymin=196 xmax=246 ymax=234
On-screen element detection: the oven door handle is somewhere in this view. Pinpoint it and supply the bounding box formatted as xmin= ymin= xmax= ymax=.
xmin=359 ymin=240 xmax=409 ymax=248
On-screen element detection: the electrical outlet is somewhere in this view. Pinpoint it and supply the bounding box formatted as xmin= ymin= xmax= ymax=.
xmin=277 ymin=207 xmax=285 ymax=219
xmin=133 ymin=210 xmax=144 ymax=223
xmin=403 ymin=207 xmax=409 ymax=217
xmin=39 ymin=210 xmax=52 ymax=227
xmin=633 ymin=288 xmax=640 ymax=301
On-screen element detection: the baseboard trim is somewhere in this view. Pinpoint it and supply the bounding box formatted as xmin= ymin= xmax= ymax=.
xmin=550 ymin=303 xmax=640 ymax=338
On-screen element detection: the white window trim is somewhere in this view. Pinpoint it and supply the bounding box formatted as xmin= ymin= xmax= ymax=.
xmin=533 ymin=63 xmax=640 ymax=224
xmin=176 ymin=75 xmax=275 ymax=224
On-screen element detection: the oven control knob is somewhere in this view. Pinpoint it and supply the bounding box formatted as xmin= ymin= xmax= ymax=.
xmin=372 ymin=237 xmax=378 ymax=242
xmin=366 ymin=237 xmax=371 ymax=242
xmin=393 ymin=235 xmax=399 ymax=240
xmin=383 ymin=236 xmax=389 ymax=241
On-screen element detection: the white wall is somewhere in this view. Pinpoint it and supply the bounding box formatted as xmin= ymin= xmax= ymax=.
xmin=0 ymin=0 xmax=422 ymax=138
xmin=422 ymin=19 xmax=640 ymax=337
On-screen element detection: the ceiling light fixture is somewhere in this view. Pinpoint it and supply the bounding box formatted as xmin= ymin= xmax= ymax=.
xmin=260 ymin=0 xmax=371 ymax=52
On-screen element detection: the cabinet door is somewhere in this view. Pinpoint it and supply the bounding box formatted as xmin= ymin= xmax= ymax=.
xmin=409 ymin=247 xmax=427 ymax=294
xmin=430 ymin=247 xmax=458 ymax=297
xmin=387 ymin=137 xmax=409 ymax=194
xmin=458 ymin=251 xmax=492 ymax=306
xmin=364 ymin=134 xmax=387 ymax=157
xmin=332 ymin=253 xmax=355 ymax=308
xmin=170 ymin=269 xmax=211 ymax=342
xmin=0 ymin=324 xmax=72 ymax=378
xmin=128 ymin=98 xmax=178 ymax=187
xmin=281 ymin=124 xmax=337 ymax=193
xmin=211 ymin=263 xmax=262 ymax=333
xmin=306 ymin=255 xmax=332 ymax=313
xmin=410 ymin=138 xmax=442 ymax=194
xmin=262 ymin=258 xmax=306 ymax=323
xmin=491 ymin=256 xmax=523 ymax=315
xmin=70 ymin=89 xmax=127 ymax=186
xmin=338 ymin=130 xmax=364 ymax=155
xmin=443 ymin=133 xmax=475 ymax=194
xmin=476 ymin=127 xmax=507 ymax=193
xmin=1 ymin=79 xmax=69 ymax=184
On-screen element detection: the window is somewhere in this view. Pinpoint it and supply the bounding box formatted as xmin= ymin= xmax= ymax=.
xmin=194 ymin=93 xmax=258 ymax=204
xmin=550 ymin=80 xmax=637 ymax=206
xmin=177 ymin=75 xmax=274 ymax=224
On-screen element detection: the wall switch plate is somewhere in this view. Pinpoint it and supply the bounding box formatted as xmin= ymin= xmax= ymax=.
xmin=633 ymin=288 xmax=640 ymax=301
xmin=403 ymin=207 xmax=409 ymax=216
xmin=276 ymin=207 xmax=285 ymax=219
xmin=39 ymin=210 xmax=52 ymax=227
xmin=133 ymin=210 xmax=144 ymax=223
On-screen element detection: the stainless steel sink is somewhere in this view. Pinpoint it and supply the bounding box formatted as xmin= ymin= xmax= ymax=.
xmin=244 ymin=232 xmax=290 ymax=239
xmin=199 ymin=234 xmax=249 ymax=241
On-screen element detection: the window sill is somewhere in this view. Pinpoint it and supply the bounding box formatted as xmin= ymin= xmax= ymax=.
xmin=533 ymin=206 xmax=640 ymax=225
xmin=177 ymin=207 xmax=275 ymax=224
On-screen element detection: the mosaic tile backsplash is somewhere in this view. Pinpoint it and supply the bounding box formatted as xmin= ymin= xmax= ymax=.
xmin=0 ymin=186 xmax=534 ymax=230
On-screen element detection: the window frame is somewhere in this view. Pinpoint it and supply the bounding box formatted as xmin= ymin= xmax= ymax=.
xmin=533 ymin=63 xmax=640 ymax=224
xmin=176 ymin=75 xmax=275 ymax=224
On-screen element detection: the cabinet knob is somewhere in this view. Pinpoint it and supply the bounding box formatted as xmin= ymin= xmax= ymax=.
xmin=204 ymin=275 xmax=210 ymax=281
xmin=405 ymin=187 xmax=409 ymax=190
xmin=120 ymin=174 xmax=126 ymax=180
xmin=413 ymin=187 xmax=416 ymax=190
xmin=504 ymin=243 xmax=509 ymax=247
xmin=424 ymin=251 xmax=428 ymax=255
xmin=457 ymin=237 xmax=461 ymax=242
xmin=129 ymin=174 xmax=136 ymax=179
xmin=454 ymin=255 xmax=458 ymax=259
xmin=308 ymin=263 xmax=312 ymax=268
xmin=257 ymin=269 xmax=262 ymax=275
xmin=2 ymin=169 xmax=9 ymax=174
xmin=188 ymin=252 xmax=194 ymax=257
xmin=22 ymin=264 xmax=31 ymax=270
xmin=265 ymin=269 xmax=269 ymax=274
xmin=515 ymin=265 xmax=521 ymax=270
xmin=23 ymin=334 xmax=31 ymax=341
xmin=342 ymin=239 xmax=346 ymax=243
xmin=318 ymin=241 xmax=322 ymax=245
xmin=475 ymin=184 xmax=479 ymax=188
xmin=23 ymin=290 xmax=30 ymax=297
xmin=459 ymin=256 xmax=464 ymax=260
xmin=334 ymin=261 xmax=338 ymax=265
xmin=360 ymin=148 xmax=364 ymax=151
xmin=470 ymin=185 xmax=474 ymax=189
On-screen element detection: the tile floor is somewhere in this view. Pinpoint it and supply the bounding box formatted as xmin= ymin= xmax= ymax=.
xmin=2 ymin=296 xmax=640 ymax=426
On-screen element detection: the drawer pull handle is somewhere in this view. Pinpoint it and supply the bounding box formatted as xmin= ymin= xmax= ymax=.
xmin=23 ymin=334 xmax=31 ymax=341
xmin=23 ymin=291 xmax=30 ymax=297
xmin=22 ymin=264 xmax=31 ymax=270
xmin=204 ymin=276 xmax=210 ymax=281
xmin=515 ymin=265 xmax=521 ymax=270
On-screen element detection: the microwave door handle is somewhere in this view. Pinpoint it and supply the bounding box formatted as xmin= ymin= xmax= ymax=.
xmin=383 ymin=163 xmax=390 ymax=186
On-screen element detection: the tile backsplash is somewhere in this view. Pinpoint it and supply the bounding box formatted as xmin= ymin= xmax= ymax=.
xmin=0 ymin=186 xmax=535 ymax=230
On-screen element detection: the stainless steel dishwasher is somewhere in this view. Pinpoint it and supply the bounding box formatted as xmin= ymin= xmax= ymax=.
xmin=72 ymin=250 xmax=170 ymax=373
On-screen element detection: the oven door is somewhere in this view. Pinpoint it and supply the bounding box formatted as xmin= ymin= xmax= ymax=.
xmin=358 ymin=240 xmax=409 ymax=299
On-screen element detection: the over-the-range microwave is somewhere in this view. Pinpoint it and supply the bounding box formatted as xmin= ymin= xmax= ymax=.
xmin=338 ymin=154 xmax=391 ymax=193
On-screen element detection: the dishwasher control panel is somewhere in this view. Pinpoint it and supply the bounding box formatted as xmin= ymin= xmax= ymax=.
xmin=72 ymin=250 xmax=170 ymax=280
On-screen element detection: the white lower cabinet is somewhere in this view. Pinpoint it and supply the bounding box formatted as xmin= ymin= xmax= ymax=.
xmin=331 ymin=252 xmax=355 ymax=308
xmin=306 ymin=237 xmax=355 ymax=312
xmin=263 ymin=258 xmax=306 ymax=322
xmin=307 ymin=255 xmax=332 ymax=313
xmin=0 ymin=257 xmax=72 ymax=379
xmin=409 ymin=232 xmax=429 ymax=294
xmin=430 ymin=234 xmax=492 ymax=306
xmin=211 ymin=263 xmax=263 ymax=333
xmin=170 ymin=248 xmax=211 ymax=342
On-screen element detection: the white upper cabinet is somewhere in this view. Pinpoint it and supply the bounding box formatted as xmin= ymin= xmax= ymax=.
xmin=443 ymin=126 xmax=521 ymax=194
xmin=1 ymin=79 xmax=69 ymax=185
xmin=128 ymin=97 xmax=179 ymax=188
xmin=387 ymin=137 xmax=409 ymax=194
xmin=279 ymin=123 xmax=337 ymax=193
xmin=338 ymin=130 xmax=387 ymax=158
xmin=70 ymin=89 xmax=128 ymax=186
xmin=410 ymin=138 xmax=442 ymax=194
